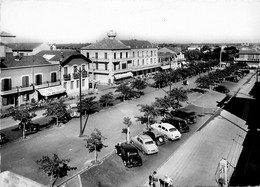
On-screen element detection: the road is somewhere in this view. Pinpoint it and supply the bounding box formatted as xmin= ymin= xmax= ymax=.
xmin=0 ymin=70 xmax=256 ymax=186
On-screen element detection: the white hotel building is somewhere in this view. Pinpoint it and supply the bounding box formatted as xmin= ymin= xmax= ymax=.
xmin=81 ymin=31 xmax=160 ymax=85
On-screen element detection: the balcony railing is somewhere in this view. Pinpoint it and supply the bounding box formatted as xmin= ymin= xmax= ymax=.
xmin=73 ymin=72 xmax=80 ymax=79
xmin=82 ymin=70 xmax=88 ymax=78
xmin=63 ymin=73 xmax=71 ymax=81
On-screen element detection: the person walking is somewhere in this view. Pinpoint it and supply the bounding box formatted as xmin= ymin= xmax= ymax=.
xmin=149 ymin=171 xmax=159 ymax=187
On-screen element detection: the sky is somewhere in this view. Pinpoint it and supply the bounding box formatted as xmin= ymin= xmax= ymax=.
xmin=1 ymin=0 xmax=260 ymax=44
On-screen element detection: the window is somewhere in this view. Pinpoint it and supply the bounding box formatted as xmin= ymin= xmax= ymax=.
xmin=133 ymin=52 xmax=135 ymax=57
xmin=154 ymin=50 xmax=156 ymax=56
xmin=137 ymin=59 xmax=140 ymax=66
xmin=146 ymin=51 xmax=148 ymax=56
xmin=71 ymin=81 xmax=74 ymax=89
xmin=126 ymin=52 xmax=128 ymax=58
xmin=86 ymin=52 xmax=89 ymax=58
xmin=151 ymin=51 xmax=153 ymax=56
xmin=82 ymin=65 xmax=85 ymax=71
xmin=2 ymin=95 xmax=14 ymax=106
xmin=74 ymin=66 xmax=78 ymax=73
xmin=104 ymin=53 xmax=107 ymax=59
xmin=95 ymin=52 xmax=98 ymax=59
xmin=22 ymin=76 xmax=29 ymax=87
xmin=122 ymin=63 xmax=126 ymax=69
xmin=64 ymin=82 xmax=67 ymax=89
xmin=142 ymin=51 xmax=144 ymax=57
xmin=76 ymin=80 xmax=79 ymax=88
xmin=114 ymin=53 xmax=116 ymax=59
xmin=120 ymin=52 xmax=122 ymax=59
xmin=1 ymin=78 xmax=12 ymax=91
xmin=51 ymin=72 xmax=57 ymax=83
xmin=82 ymin=79 xmax=85 ymax=87
xmin=142 ymin=59 xmax=144 ymax=65
xmin=64 ymin=67 xmax=68 ymax=74
xmin=96 ymin=63 xmax=98 ymax=70
xmin=35 ymin=74 xmax=42 ymax=85
xmin=150 ymin=58 xmax=153 ymax=64
xmin=105 ymin=63 xmax=108 ymax=70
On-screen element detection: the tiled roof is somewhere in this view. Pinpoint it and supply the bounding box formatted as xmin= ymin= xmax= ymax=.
xmin=81 ymin=38 xmax=130 ymax=50
xmin=54 ymin=43 xmax=91 ymax=50
xmin=121 ymin=40 xmax=156 ymax=49
xmin=238 ymin=49 xmax=260 ymax=54
xmin=1 ymin=55 xmax=52 ymax=68
xmin=6 ymin=43 xmax=43 ymax=51
xmin=37 ymin=50 xmax=80 ymax=61
xmin=166 ymin=46 xmax=182 ymax=54
xmin=158 ymin=51 xmax=176 ymax=58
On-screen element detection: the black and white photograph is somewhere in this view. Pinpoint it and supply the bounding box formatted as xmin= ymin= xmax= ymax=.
xmin=0 ymin=0 xmax=260 ymax=186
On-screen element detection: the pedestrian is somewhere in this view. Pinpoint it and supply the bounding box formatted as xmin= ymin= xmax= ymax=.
xmin=164 ymin=175 xmax=173 ymax=187
xmin=149 ymin=171 xmax=159 ymax=187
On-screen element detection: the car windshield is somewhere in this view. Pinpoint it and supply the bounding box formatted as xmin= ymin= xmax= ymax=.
xmin=169 ymin=128 xmax=177 ymax=132
xmin=145 ymin=140 xmax=154 ymax=145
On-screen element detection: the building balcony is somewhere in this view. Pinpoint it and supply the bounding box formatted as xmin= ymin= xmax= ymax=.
xmin=82 ymin=70 xmax=88 ymax=78
xmin=49 ymin=81 xmax=61 ymax=87
xmin=73 ymin=72 xmax=80 ymax=79
xmin=63 ymin=74 xmax=71 ymax=81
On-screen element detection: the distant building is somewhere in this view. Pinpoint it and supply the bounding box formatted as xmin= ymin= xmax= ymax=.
xmin=37 ymin=50 xmax=92 ymax=96
xmin=0 ymin=32 xmax=16 ymax=57
xmin=0 ymin=55 xmax=63 ymax=109
xmin=187 ymin=45 xmax=201 ymax=51
xmin=81 ymin=30 xmax=159 ymax=85
xmin=6 ymin=43 xmax=50 ymax=57
xmin=234 ymin=48 xmax=260 ymax=68
xmin=51 ymin=43 xmax=91 ymax=52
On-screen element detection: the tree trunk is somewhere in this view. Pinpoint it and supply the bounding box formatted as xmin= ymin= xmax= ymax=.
xmin=56 ymin=116 xmax=59 ymax=126
xmin=126 ymin=126 xmax=130 ymax=144
xmin=50 ymin=174 xmax=53 ymax=187
xmin=22 ymin=122 xmax=26 ymax=139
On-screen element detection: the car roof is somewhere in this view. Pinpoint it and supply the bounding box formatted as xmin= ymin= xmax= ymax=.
xmin=167 ymin=116 xmax=186 ymax=121
xmin=138 ymin=134 xmax=153 ymax=141
xmin=152 ymin=123 xmax=175 ymax=129
xmin=121 ymin=143 xmax=138 ymax=151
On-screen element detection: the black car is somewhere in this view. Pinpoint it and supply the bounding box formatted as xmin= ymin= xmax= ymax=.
xmin=115 ymin=142 xmax=142 ymax=168
xmin=161 ymin=116 xmax=190 ymax=133
xmin=171 ymin=108 xmax=197 ymax=124
xmin=143 ymin=129 xmax=166 ymax=146
xmin=213 ymin=85 xmax=230 ymax=94
xmin=225 ymin=75 xmax=239 ymax=82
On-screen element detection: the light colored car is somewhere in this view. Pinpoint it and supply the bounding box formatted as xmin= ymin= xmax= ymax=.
xmin=130 ymin=134 xmax=159 ymax=155
xmin=151 ymin=123 xmax=181 ymax=141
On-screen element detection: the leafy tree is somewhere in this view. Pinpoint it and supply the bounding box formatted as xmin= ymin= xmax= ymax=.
xmin=122 ymin=117 xmax=133 ymax=144
xmin=131 ymin=78 xmax=147 ymax=91
xmin=195 ymin=76 xmax=215 ymax=89
xmin=36 ymin=153 xmax=77 ymax=187
xmin=184 ymin=50 xmax=202 ymax=61
xmin=84 ymin=128 xmax=107 ymax=163
xmin=78 ymin=96 xmax=99 ymax=134
xmin=99 ymin=92 xmax=114 ymax=108
xmin=153 ymin=72 xmax=169 ymax=88
xmin=135 ymin=104 xmax=159 ymax=129
xmin=115 ymin=82 xmax=135 ymax=101
xmin=43 ymin=99 xmax=70 ymax=126
xmin=153 ymin=96 xmax=178 ymax=117
xmin=12 ymin=108 xmax=36 ymax=139
xmin=168 ymin=88 xmax=188 ymax=108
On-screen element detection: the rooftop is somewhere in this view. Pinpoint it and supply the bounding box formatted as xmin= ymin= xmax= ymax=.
xmin=121 ymin=39 xmax=156 ymax=49
xmin=0 ymin=55 xmax=52 ymax=68
xmin=6 ymin=43 xmax=44 ymax=51
xmin=81 ymin=38 xmax=130 ymax=50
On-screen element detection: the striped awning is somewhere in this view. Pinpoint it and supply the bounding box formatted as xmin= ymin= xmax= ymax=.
xmin=114 ymin=72 xmax=133 ymax=80
xmin=37 ymin=86 xmax=66 ymax=97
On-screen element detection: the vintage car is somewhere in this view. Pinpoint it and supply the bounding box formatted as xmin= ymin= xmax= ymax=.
xmin=151 ymin=123 xmax=181 ymax=141
xmin=115 ymin=142 xmax=142 ymax=168
xmin=161 ymin=116 xmax=190 ymax=133
xmin=130 ymin=134 xmax=159 ymax=155
xmin=171 ymin=108 xmax=197 ymax=124
xmin=143 ymin=129 xmax=166 ymax=146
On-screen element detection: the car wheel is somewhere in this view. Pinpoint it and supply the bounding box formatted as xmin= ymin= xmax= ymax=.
xmin=130 ymin=140 xmax=133 ymax=144
xmin=164 ymin=134 xmax=168 ymax=141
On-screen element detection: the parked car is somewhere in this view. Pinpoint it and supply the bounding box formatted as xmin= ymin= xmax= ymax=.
xmin=115 ymin=142 xmax=142 ymax=168
xmin=161 ymin=116 xmax=190 ymax=133
xmin=151 ymin=123 xmax=181 ymax=141
xmin=143 ymin=129 xmax=166 ymax=146
xmin=130 ymin=134 xmax=159 ymax=155
xmin=67 ymin=103 xmax=80 ymax=118
xmin=213 ymin=85 xmax=230 ymax=94
xmin=171 ymin=108 xmax=197 ymax=124
xmin=225 ymin=75 xmax=239 ymax=82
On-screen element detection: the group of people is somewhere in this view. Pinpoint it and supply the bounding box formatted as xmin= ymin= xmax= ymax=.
xmin=149 ymin=171 xmax=173 ymax=187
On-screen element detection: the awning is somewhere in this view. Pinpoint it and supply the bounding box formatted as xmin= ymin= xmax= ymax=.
xmin=161 ymin=65 xmax=171 ymax=70
xmin=37 ymin=86 xmax=66 ymax=97
xmin=114 ymin=72 xmax=133 ymax=80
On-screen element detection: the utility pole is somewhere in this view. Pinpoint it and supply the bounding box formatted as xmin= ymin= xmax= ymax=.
xmin=169 ymin=60 xmax=172 ymax=92
xmin=79 ymin=67 xmax=83 ymax=137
